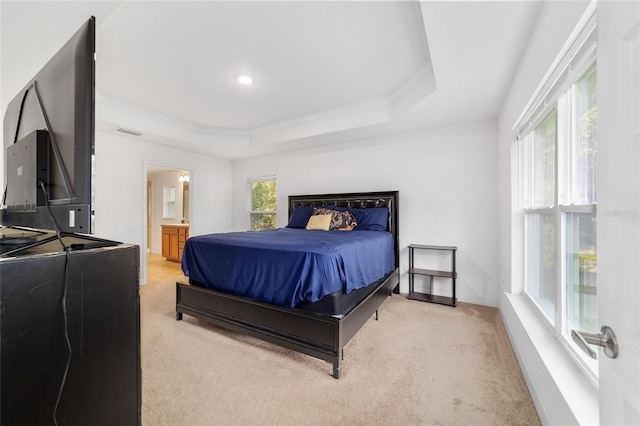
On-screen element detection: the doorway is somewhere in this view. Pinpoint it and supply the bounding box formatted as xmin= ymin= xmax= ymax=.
xmin=145 ymin=165 xmax=190 ymax=285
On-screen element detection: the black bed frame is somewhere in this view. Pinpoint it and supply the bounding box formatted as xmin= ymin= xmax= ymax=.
xmin=175 ymin=191 xmax=399 ymax=378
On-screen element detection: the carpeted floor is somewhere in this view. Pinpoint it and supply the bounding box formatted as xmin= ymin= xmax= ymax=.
xmin=141 ymin=255 xmax=540 ymax=425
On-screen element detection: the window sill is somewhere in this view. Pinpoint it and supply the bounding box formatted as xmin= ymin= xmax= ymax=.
xmin=499 ymin=292 xmax=598 ymax=425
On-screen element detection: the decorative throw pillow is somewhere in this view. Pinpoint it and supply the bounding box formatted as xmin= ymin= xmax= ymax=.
xmin=313 ymin=208 xmax=358 ymax=231
xmin=286 ymin=206 xmax=314 ymax=228
xmin=305 ymin=214 xmax=332 ymax=231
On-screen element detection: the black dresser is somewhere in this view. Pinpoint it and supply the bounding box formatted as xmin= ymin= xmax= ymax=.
xmin=0 ymin=230 xmax=141 ymax=425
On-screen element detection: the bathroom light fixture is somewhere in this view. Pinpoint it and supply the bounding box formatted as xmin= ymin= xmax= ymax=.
xmin=237 ymin=75 xmax=253 ymax=85
xmin=179 ymin=173 xmax=190 ymax=182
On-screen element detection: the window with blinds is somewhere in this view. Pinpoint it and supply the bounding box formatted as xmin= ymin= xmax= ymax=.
xmin=513 ymin=10 xmax=598 ymax=379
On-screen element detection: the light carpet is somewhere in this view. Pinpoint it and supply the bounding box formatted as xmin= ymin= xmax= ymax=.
xmin=140 ymin=264 xmax=540 ymax=425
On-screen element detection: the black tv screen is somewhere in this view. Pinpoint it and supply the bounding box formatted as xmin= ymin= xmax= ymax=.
xmin=1 ymin=17 xmax=95 ymax=234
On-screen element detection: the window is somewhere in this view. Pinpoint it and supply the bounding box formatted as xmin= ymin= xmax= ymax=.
xmin=515 ymin=16 xmax=598 ymax=377
xmin=247 ymin=177 xmax=276 ymax=231
xmin=163 ymin=186 xmax=176 ymax=219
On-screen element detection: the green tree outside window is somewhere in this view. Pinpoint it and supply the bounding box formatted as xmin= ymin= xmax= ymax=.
xmin=250 ymin=180 xmax=276 ymax=230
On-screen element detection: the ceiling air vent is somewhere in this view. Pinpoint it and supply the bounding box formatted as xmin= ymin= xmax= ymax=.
xmin=115 ymin=127 xmax=144 ymax=137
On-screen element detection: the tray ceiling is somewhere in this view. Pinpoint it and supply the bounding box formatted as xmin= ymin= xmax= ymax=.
xmin=1 ymin=1 xmax=542 ymax=159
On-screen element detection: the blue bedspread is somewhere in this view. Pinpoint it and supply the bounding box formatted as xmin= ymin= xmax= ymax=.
xmin=181 ymin=228 xmax=395 ymax=307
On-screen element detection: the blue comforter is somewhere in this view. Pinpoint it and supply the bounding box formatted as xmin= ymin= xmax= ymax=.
xmin=181 ymin=228 xmax=395 ymax=307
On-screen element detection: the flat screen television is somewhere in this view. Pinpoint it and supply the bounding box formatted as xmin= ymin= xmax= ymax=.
xmin=1 ymin=17 xmax=95 ymax=235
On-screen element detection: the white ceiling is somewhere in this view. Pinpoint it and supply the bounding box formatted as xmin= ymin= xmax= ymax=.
xmin=1 ymin=1 xmax=542 ymax=160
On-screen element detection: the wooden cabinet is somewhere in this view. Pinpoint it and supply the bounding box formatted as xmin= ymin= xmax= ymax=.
xmin=407 ymin=244 xmax=457 ymax=307
xmin=161 ymin=224 xmax=189 ymax=262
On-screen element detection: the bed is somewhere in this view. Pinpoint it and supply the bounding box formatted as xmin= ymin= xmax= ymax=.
xmin=175 ymin=191 xmax=399 ymax=378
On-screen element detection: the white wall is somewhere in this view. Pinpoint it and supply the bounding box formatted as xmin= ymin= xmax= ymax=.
xmin=94 ymin=131 xmax=232 ymax=284
xmin=496 ymin=1 xmax=597 ymax=425
xmin=232 ymin=120 xmax=499 ymax=307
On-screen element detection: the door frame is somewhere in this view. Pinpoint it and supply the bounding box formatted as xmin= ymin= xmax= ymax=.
xmin=142 ymin=161 xmax=192 ymax=285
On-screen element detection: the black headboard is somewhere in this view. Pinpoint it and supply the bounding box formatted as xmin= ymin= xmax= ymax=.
xmin=288 ymin=191 xmax=399 ymax=269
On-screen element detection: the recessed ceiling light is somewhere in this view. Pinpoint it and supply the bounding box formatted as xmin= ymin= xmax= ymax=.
xmin=237 ymin=75 xmax=253 ymax=85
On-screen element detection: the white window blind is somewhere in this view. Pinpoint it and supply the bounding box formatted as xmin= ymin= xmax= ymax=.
xmin=515 ymin=13 xmax=597 ymax=141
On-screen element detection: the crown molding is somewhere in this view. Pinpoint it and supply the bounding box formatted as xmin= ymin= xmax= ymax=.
xmin=389 ymin=64 xmax=436 ymax=117
xmin=249 ymin=98 xmax=391 ymax=145
xmin=96 ymin=92 xmax=250 ymax=139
